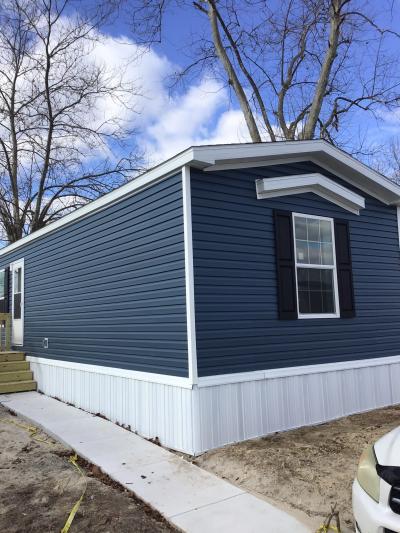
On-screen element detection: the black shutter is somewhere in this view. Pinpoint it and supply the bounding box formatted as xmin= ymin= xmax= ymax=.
xmin=0 ymin=267 xmax=9 ymax=313
xmin=334 ymin=219 xmax=355 ymax=318
xmin=274 ymin=210 xmax=297 ymax=319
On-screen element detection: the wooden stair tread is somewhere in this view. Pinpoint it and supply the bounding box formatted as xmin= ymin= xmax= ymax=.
xmin=0 ymin=352 xmax=25 ymax=362
xmin=0 ymin=370 xmax=33 ymax=382
xmin=0 ymin=380 xmax=37 ymax=393
xmin=0 ymin=361 xmax=29 ymax=371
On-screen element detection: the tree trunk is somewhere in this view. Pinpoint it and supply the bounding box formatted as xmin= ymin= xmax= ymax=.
xmin=206 ymin=1 xmax=262 ymax=143
xmin=302 ymin=0 xmax=342 ymax=139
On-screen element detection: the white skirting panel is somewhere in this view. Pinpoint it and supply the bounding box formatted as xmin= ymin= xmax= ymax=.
xmin=28 ymin=355 xmax=400 ymax=456
xmin=193 ymin=359 xmax=400 ymax=454
xmin=28 ymin=359 xmax=196 ymax=454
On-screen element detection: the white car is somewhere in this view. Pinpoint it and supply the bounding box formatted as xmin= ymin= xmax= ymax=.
xmin=353 ymin=427 xmax=400 ymax=533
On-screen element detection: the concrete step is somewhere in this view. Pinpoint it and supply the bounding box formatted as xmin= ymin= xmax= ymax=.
xmin=0 ymin=361 xmax=29 ymax=372
xmin=0 ymin=370 xmax=33 ymax=383
xmin=0 ymin=352 xmax=25 ymax=362
xmin=0 ymin=380 xmax=37 ymax=394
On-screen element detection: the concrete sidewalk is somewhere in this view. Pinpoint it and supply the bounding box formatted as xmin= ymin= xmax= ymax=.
xmin=0 ymin=392 xmax=310 ymax=533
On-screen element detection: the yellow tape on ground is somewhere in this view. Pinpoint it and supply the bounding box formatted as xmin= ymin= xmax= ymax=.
xmin=1 ymin=417 xmax=52 ymax=444
xmin=61 ymin=454 xmax=87 ymax=533
xmin=1 ymin=418 xmax=87 ymax=532
xmin=317 ymin=526 xmax=339 ymax=533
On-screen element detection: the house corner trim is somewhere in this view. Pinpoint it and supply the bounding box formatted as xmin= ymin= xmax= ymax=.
xmin=182 ymin=165 xmax=198 ymax=385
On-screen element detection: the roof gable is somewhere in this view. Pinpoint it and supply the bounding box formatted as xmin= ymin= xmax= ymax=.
xmin=194 ymin=141 xmax=400 ymax=206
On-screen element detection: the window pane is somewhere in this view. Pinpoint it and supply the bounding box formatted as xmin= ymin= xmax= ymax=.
xmin=294 ymin=216 xmax=334 ymax=267
xmin=308 ymin=241 xmax=322 ymax=264
xmin=295 ymin=217 xmax=307 ymax=240
xmin=0 ymin=270 xmax=4 ymax=299
xmin=321 ymin=242 xmax=333 ymax=265
xmin=307 ymin=218 xmax=319 ymax=241
xmin=13 ymin=293 xmax=21 ymax=319
xmin=320 ymin=220 xmax=332 ymax=242
xmin=320 ymin=269 xmax=334 ymax=290
xmin=296 ymin=239 xmax=309 ymax=263
xmin=309 ymin=289 xmax=323 ymax=314
xmin=297 ymin=267 xmax=308 ymax=287
xmin=14 ymin=268 xmax=21 ymax=293
xmin=297 ymin=267 xmax=335 ymax=314
xmin=298 ymin=290 xmax=310 ymax=314
xmin=308 ymin=268 xmax=322 ymax=291
xmin=322 ymin=290 xmax=334 ymax=313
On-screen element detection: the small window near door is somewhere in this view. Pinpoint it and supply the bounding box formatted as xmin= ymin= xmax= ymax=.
xmin=293 ymin=213 xmax=339 ymax=318
xmin=0 ymin=270 xmax=4 ymax=301
xmin=13 ymin=267 xmax=22 ymax=319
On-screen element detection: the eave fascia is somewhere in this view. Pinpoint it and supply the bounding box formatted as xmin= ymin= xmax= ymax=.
xmin=255 ymin=173 xmax=366 ymax=215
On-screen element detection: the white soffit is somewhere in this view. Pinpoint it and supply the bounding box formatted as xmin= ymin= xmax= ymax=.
xmin=255 ymin=173 xmax=365 ymax=215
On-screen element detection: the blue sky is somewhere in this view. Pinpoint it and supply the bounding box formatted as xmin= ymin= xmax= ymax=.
xmin=76 ymin=1 xmax=400 ymax=170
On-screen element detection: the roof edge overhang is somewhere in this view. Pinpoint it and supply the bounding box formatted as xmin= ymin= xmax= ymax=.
xmin=0 ymin=140 xmax=398 ymax=257
xmin=255 ymin=173 xmax=365 ymax=215
xmin=195 ymin=140 xmax=400 ymax=206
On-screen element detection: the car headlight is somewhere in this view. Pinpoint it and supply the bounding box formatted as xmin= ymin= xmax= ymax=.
xmin=357 ymin=444 xmax=380 ymax=503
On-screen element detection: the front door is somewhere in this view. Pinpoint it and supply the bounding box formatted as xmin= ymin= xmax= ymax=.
xmin=11 ymin=259 xmax=24 ymax=346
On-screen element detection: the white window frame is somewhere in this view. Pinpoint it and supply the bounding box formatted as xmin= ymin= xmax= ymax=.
xmin=10 ymin=258 xmax=24 ymax=346
xmin=292 ymin=212 xmax=340 ymax=319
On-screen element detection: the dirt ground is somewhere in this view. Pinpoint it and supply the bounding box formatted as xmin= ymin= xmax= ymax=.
xmin=195 ymin=405 xmax=400 ymax=532
xmin=0 ymin=404 xmax=176 ymax=533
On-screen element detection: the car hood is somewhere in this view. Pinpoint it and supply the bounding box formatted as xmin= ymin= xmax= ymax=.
xmin=374 ymin=427 xmax=400 ymax=466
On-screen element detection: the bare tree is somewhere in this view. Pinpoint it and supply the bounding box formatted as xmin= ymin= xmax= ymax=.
xmin=0 ymin=0 xmax=140 ymax=244
xmin=371 ymin=137 xmax=400 ymax=182
xmin=129 ymin=0 xmax=400 ymax=147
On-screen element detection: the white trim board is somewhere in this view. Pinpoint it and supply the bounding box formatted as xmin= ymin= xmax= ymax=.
xmin=1 ymin=140 xmax=400 ymax=257
xmin=397 ymin=206 xmax=400 ymax=248
xmin=26 ymin=356 xmax=193 ymax=389
xmin=256 ymin=173 xmax=365 ymax=214
xmin=182 ymin=165 xmax=198 ymax=385
xmin=196 ymin=354 xmax=400 ymax=387
xmin=198 ymin=140 xmax=400 ymax=203
xmin=27 ymin=353 xmax=400 ymax=390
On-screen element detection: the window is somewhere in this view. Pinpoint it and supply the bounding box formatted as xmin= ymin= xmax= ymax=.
xmin=292 ymin=213 xmax=339 ymax=318
xmin=13 ymin=267 xmax=22 ymax=319
xmin=0 ymin=270 xmax=4 ymax=300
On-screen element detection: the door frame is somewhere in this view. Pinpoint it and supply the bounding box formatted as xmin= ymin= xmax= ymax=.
xmin=10 ymin=258 xmax=24 ymax=346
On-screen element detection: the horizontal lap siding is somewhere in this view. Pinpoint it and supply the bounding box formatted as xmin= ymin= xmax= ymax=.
xmin=191 ymin=162 xmax=400 ymax=377
xmin=0 ymin=173 xmax=188 ymax=377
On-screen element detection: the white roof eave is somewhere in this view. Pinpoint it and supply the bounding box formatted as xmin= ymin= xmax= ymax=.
xmin=255 ymin=173 xmax=366 ymax=215
xmin=196 ymin=141 xmax=400 ymax=206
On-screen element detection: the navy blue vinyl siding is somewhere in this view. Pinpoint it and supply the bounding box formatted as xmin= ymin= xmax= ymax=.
xmin=0 ymin=173 xmax=188 ymax=377
xmin=191 ymin=161 xmax=400 ymax=377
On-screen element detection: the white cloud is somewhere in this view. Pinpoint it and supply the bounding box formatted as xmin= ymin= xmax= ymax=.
xmin=0 ymin=8 xmax=269 ymax=178
xmin=87 ymin=35 xmax=258 ymax=165
xmin=12 ymin=22 xmax=261 ymax=167
xmin=141 ymin=78 xmax=228 ymax=161
xmin=203 ymin=109 xmax=253 ymax=145
xmin=90 ymin=37 xmax=174 ymax=130
xmin=377 ymin=108 xmax=400 ymax=125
